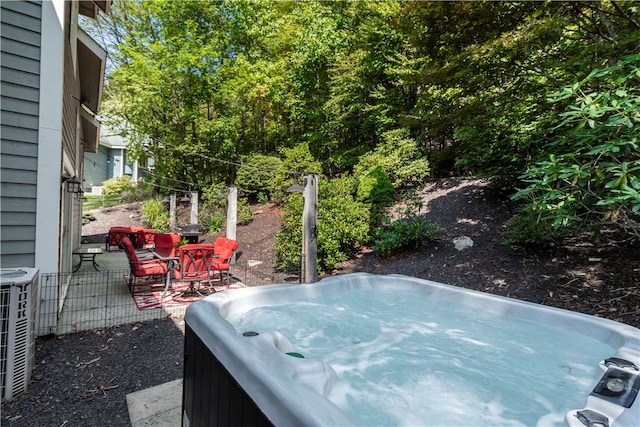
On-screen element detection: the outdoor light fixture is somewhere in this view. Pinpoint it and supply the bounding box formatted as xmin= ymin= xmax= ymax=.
xmin=286 ymin=174 xmax=304 ymax=193
xmin=180 ymin=193 xmax=191 ymax=202
xmin=62 ymin=176 xmax=82 ymax=193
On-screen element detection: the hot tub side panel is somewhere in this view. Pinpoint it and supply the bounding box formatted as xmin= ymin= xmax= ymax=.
xmin=182 ymin=324 xmax=274 ymax=427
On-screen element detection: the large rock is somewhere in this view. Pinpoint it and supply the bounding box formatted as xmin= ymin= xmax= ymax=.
xmin=453 ymin=236 xmax=474 ymax=251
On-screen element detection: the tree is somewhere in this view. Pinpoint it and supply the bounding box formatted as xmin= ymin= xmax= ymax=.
xmin=394 ymin=1 xmax=640 ymax=176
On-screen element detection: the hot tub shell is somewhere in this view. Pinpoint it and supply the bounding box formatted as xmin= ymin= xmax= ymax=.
xmin=182 ymin=273 xmax=640 ymax=427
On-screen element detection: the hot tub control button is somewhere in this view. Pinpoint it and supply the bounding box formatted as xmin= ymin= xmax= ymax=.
xmin=576 ymin=409 xmax=609 ymax=427
xmin=591 ymin=367 xmax=640 ymax=408
xmin=605 ymin=377 xmax=626 ymax=393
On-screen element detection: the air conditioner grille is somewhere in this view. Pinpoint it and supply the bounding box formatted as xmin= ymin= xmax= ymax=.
xmin=0 ymin=271 xmax=28 ymax=279
xmin=0 ymin=269 xmax=38 ymax=402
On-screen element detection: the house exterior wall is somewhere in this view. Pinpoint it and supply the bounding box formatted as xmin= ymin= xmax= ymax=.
xmin=83 ymin=143 xmax=110 ymax=188
xmin=35 ymin=0 xmax=66 ymax=275
xmin=60 ymin=0 xmax=83 ymax=272
xmin=0 ymin=0 xmax=43 ymax=268
xmin=2 ymin=0 xmax=106 ymax=274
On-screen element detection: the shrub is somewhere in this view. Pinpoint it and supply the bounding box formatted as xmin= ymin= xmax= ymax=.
xmin=354 ymin=128 xmax=431 ymax=190
xmin=203 ymin=212 xmax=225 ymax=235
xmin=121 ymin=179 xmax=153 ymax=202
xmin=271 ymin=143 xmax=323 ymax=202
xmin=141 ymin=198 xmax=169 ymax=231
xmin=373 ymin=216 xmax=440 ymax=258
xmin=356 ymin=167 xmax=395 ymax=227
xmin=200 ymin=183 xmax=228 ymax=214
xmin=235 ymin=154 xmax=283 ymax=200
xmin=275 ymin=176 xmax=370 ymax=272
xmin=200 ymin=181 xmax=254 ymax=232
xmin=257 ymin=192 xmax=269 ymax=204
xmin=510 ymin=54 xmax=640 ymax=244
xmin=102 ymin=175 xmax=133 ymax=195
xmin=237 ymin=198 xmax=253 ymax=225
xmin=504 ymin=207 xmax=564 ymax=246
xmin=356 ymin=167 xmax=395 ymax=206
xmin=82 ymin=212 xmax=95 ymax=225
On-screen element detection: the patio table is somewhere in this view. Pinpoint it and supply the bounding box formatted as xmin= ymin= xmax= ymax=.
xmin=152 ymin=248 xmax=179 ymax=299
xmin=73 ymin=247 xmax=102 ymax=272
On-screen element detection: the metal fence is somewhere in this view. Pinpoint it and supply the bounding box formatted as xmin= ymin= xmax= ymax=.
xmin=37 ymin=256 xmax=300 ymax=336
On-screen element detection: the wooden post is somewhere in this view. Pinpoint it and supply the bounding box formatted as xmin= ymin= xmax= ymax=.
xmin=226 ymin=186 xmax=237 ymax=263
xmin=190 ymin=191 xmax=198 ymax=224
xmin=169 ymin=193 xmax=177 ymax=231
xmin=302 ymin=174 xmax=318 ymax=283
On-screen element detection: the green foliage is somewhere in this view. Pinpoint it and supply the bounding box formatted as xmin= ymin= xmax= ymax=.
xmin=395 ymin=1 xmax=640 ymax=177
xmin=121 ymin=179 xmax=153 ymax=203
xmin=101 ymin=176 xmax=133 ymax=195
xmin=353 ymin=129 xmax=430 ymax=190
xmin=257 ymin=192 xmax=269 ymax=205
xmin=504 ymin=207 xmax=564 ymax=246
xmin=356 ymin=167 xmax=395 ymax=227
xmin=356 ymin=167 xmax=395 ymax=206
xmin=237 ymin=198 xmax=253 ymax=225
xmin=90 ymin=0 xmax=640 ymax=250
xmin=199 ymin=183 xmax=254 ymax=233
xmin=373 ymin=216 xmax=441 ymax=258
xmin=235 ymin=154 xmax=283 ymax=199
xmin=203 ymin=212 xmax=225 ymax=235
xmin=141 ymin=198 xmax=169 ymax=231
xmin=509 ymin=54 xmax=640 ymax=244
xmin=271 ymin=143 xmax=323 ymax=200
xmin=175 ymin=237 xmax=189 ymax=249
xmin=200 ymin=182 xmax=229 ymax=215
xmin=82 ymin=212 xmax=95 ymax=226
xmin=82 ymin=194 xmax=123 ymax=211
xmin=275 ymin=194 xmax=303 ymax=272
xmin=276 ymin=177 xmax=369 ymax=272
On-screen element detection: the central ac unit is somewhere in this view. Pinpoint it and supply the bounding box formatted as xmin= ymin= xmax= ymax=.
xmin=0 ymin=268 xmax=38 ymax=402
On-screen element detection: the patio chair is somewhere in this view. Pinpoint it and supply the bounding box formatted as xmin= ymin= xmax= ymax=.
xmin=120 ymin=236 xmax=168 ymax=295
xmin=106 ymin=226 xmax=132 ymax=251
xmin=106 ymin=226 xmax=155 ymax=251
xmin=212 ymin=236 xmax=228 ymax=254
xmin=153 ymin=233 xmax=181 ymax=257
xmin=210 ymin=238 xmax=238 ymax=285
xmin=137 ymin=227 xmax=156 ymax=248
xmin=173 ymin=244 xmax=216 ymax=298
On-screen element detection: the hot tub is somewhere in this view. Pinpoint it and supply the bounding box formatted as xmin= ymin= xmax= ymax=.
xmin=182 ymin=273 xmax=640 ymax=427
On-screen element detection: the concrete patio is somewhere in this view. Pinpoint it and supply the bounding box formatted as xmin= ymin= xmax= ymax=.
xmin=126 ymin=379 xmax=183 ymax=426
xmin=52 ymin=241 xmax=281 ymax=335
xmin=54 ymin=244 xmax=190 ymax=335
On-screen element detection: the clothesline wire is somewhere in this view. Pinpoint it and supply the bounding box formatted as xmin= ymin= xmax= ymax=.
xmin=83 ymin=140 xmax=307 ymax=193
xmin=153 ymin=141 xmax=281 ymax=174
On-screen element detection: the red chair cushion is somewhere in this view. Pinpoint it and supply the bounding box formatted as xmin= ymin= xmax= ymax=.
xmin=210 ymin=239 xmax=238 ymax=273
xmin=133 ymin=262 xmax=168 ymax=277
xmin=121 ymin=236 xmax=168 ymax=276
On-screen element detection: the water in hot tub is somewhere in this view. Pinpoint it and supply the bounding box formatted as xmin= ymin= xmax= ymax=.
xmin=227 ymin=287 xmax=612 ymax=426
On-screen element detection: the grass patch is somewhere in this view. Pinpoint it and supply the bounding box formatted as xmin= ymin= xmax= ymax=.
xmin=83 ymin=194 xmax=124 ymax=212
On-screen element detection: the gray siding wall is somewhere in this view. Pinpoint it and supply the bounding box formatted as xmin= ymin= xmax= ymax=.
xmin=1 ymin=1 xmax=42 ymax=268
xmin=83 ymin=144 xmax=110 ymax=188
